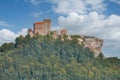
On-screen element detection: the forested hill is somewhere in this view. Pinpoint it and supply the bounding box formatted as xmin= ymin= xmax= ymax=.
xmin=0 ymin=35 xmax=120 ymax=80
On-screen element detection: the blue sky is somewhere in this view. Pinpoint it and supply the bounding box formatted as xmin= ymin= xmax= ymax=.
xmin=0 ymin=0 xmax=120 ymax=58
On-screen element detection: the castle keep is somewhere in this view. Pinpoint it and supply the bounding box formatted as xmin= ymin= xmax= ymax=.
xmin=28 ymin=19 xmax=103 ymax=58
xmin=28 ymin=19 xmax=67 ymax=38
xmin=28 ymin=19 xmax=51 ymax=37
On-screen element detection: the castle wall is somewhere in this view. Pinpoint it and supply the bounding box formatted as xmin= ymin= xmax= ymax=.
xmin=52 ymin=30 xmax=59 ymax=39
xmin=34 ymin=22 xmax=44 ymax=35
xmin=61 ymin=29 xmax=67 ymax=37
xmin=43 ymin=19 xmax=51 ymax=34
xmin=34 ymin=19 xmax=51 ymax=35
xmin=28 ymin=29 xmax=34 ymax=38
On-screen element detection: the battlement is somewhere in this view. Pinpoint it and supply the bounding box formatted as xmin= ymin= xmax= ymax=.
xmin=43 ymin=19 xmax=51 ymax=23
xmin=34 ymin=22 xmax=44 ymax=24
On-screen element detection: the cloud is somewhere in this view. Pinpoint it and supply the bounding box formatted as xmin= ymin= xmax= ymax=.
xmin=0 ymin=29 xmax=18 ymax=45
xmin=0 ymin=19 xmax=28 ymax=45
xmin=48 ymin=0 xmax=120 ymax=57
xmin=50 ymin=0 xmax=106 ymax=14
xmin=58 ymin=12 xmax=104 ymax=34
xmin=51 ymin=26 xmax=60 ymax=31
xmin=0 ymin=21 xmax=9 ymax=27
xmin=25 ymin=0 xmax=41 ymax=5
xmin=58 ymin=11 xmax=120 ymax=42
xmin=0 ymin=28 xmax=28 ymax=45
xmin=110 ymin=0 xmax=120 ymax=5
xmin=17 ymin=28 xmax=28 ymax=36
xmin=30 ymin=12 xmax=43 ymax=18
xmin=58 ymin=11 xmax=120 ymax=57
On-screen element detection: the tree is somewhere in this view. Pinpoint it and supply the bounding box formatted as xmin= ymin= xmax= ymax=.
xmin=0 ymin=43 xmax=15 ymax=52
xmin=15 ymin=35 xmax=24 ymax=47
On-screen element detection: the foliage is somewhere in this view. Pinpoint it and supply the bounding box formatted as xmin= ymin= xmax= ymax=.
xmin=0 ymin=43 xmax=15 ymax=52
xmin=0 ymin=35 xmax=120 ymax=80
xmin=15 ymin=35 xmax=24 ymax=47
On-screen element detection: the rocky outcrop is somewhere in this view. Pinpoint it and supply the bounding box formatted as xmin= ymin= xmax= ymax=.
xmin=52 ymin=32 xmax=103 ymax=57
xmin=52 ymin=30 xmax=103 ymax=58
xmin=83 ymin=36 xmax=103 ymax=58
xmin=72 ymin=35 xmax=103 ymax=58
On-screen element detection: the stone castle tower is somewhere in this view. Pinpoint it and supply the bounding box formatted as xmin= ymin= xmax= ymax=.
xmin=28 ymin=19 xmax=51 ymax=37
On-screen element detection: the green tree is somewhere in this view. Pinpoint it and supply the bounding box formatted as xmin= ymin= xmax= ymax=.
xmin=15 ymin=35 xmax=24 ymax=47
xmin=0 ymin=43 xmax=15 ymax=52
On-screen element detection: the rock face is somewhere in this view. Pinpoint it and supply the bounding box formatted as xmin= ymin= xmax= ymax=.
xmin=53 ymin=31 xmax=103 ymax=58
xmin=83 ymin=36 xmax=103 ymax=57
xmin=71 ymin=35 xmax=103 ymax=58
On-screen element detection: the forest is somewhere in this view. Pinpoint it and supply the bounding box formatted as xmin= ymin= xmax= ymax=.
xmin=0 ymin=34 xmax=120 ymax=80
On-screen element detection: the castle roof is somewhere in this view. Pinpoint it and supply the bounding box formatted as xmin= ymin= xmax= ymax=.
xmin=34 ymin=22 xmax=44 ymax=24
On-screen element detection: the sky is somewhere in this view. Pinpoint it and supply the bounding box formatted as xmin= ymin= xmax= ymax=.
xmin=0 ymin=0 xmax=120 ymax=58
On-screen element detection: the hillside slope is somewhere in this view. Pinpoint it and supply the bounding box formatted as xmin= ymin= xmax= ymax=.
xmin=0 ymin=35 xmax=120 ymax=80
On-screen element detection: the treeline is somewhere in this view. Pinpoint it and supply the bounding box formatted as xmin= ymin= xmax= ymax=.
xmin=0 ymin=35 xmax=120 ymax=80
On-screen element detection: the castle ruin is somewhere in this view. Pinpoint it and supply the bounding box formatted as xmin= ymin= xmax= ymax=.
xmin=28 ymin=19 xmax=51 ymax=37
xmin=28 ymin=19 xmax=103 ymax=58
xmin=60 ymin=29 xmax=67 ymax=37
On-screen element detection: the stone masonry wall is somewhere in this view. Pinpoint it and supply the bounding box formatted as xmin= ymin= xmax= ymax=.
xmin=28 ymin=19 xmax=51 ymax=37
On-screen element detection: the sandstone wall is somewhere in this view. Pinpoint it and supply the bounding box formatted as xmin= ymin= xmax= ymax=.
xmin=34 ymin=19 xmax=51 ymax=35
xmin=60 ymin=29 xmax=67 ymax=37
xmin=28 ymin=19 xmax=51 ymax=37
xmin=28 ymin=29 xmax=34 ymax=38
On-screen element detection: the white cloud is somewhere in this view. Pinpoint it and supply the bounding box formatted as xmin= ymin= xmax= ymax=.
xmin=0 ymin=29 xmax=18 ymax=45
xmin=110 ymin=0 xmax=120 ymax=5
xmin=31 ymin=0 xmax=40 ymax=5
xmin=50 ymin=0 xmax=106 ymax=14
xmin=58 ymin=11 xmax=120 ymax=41
xmin=51 ymin=26 xmax=60 ymax=31
xmin=0 ymin=21 xmax=9 ymax=27
xmin=30 ymin=12 xmax=43 ymax=18
xmin=58 ymin=12 xmax=105 ymax=35
xmin=58 ymin=12 xmax=120 ymax=57
xmin=17 ymin=28 xmax=28 ymax=36
xmin=48 ymin=0 xmax=120 ymax=57
xmin=0 ymin=28 xmax=28 ymax=45
xmin=25 ymin=0 xmax=41 ymax=5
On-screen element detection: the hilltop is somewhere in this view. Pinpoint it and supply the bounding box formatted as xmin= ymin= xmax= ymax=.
xmin=0 ymin=35 xmax=120 ymax=80
xmin=28 ymin=19 xmax=103 ymax=58
xmin=0 ymin=19 xmax=120 ymax=79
